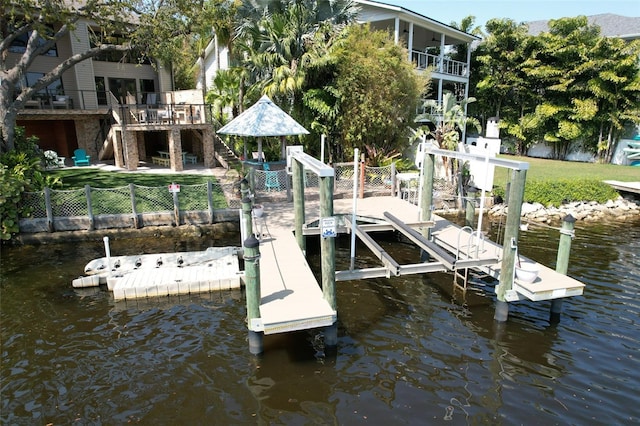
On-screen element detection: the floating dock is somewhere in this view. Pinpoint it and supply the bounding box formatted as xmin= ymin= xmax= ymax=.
xmin=73 ymin=246 xmax=242 ymax=300
xmin=251 ymin=203 xmax=336 ymax=335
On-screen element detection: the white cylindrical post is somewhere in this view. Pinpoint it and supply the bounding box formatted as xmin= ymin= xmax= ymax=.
xmin=103 ymin=236 xmax=112 ymax=277
xmin=321 ymin=134 xmax=326 ymax=163
xmin=350 ymin=148 xmax=359 ymax=270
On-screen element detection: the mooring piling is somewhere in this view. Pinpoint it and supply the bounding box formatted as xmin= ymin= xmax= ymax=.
xmin=551 ymin=214 xmax=576 ymax=323
xmin=495 ymin=168 xmax=527 ymax=322
xmin=242 ymin=188 xmax=263 ymax=355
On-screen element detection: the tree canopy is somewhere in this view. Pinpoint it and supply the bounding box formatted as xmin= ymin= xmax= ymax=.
xmin=1 ymin=0 xmax=212 ymax=152
xmin=472 ymin=16 xmax=640 ymax=160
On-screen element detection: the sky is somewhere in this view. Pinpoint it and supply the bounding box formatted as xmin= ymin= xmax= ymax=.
xmin=388 ymin=0 xmax=640 ymax=28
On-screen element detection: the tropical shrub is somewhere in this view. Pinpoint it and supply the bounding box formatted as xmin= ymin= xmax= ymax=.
xmin=0 ymin=127 xmax=60 ymax=241
xmin=493 ymin=178 xmax=619 ymax=207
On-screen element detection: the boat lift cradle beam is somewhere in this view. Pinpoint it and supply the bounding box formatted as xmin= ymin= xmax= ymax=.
xmin=343 ymin=217 xmax=401 ymax=277
xmin=384 ymin=212 xmax=499 ymax=270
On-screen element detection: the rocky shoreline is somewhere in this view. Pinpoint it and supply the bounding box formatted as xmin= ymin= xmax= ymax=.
xmin=487 ymin=197 xmax=640 ymax=223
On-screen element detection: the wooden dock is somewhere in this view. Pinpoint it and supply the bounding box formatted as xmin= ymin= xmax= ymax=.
xmin=604 ymin=180 xmax=640 ymax=195
xmin=252 ymin=203 xmax=336 ymax=335
xmin=254 ymin=194 xmax=584 ymax=328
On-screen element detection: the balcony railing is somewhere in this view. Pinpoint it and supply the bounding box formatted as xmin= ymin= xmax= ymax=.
xmin=19 ymin=89 xmax=117 ymax=111
xmin=19 ymin=89 xmax=213 ymax=126
xmin=115 ymin=103 xmax=211 ymax=126
xmin=411 ymin=51 xmax=468 ymax=77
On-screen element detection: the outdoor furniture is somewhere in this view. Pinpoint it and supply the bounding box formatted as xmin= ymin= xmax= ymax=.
xmin=25 ymin=99 xmax=43 ymax=109
xmin=263 ymin=163 xmax=280 ymax=191
xmin=44 ymin=150 xmax=65 ymax=168
xmin=72 ymin=149 xmax=90 ymax=166
xmin=52 ymin=95 xmax=71 ymax=109
xmin=396 ymin=172 xmax=419 ymax=200
xmin=184 ymin=153 xmax=198 ymax=164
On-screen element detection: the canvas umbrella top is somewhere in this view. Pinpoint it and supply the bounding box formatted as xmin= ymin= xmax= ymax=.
xmin=217 ymin=95 xmax=309 ymax=137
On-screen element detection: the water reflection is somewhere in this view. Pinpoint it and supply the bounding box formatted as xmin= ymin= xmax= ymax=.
xmin=2 ymin=217 xmax=639 ymax=424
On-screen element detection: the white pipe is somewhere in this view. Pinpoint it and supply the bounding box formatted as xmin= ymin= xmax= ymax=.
xmin=103 ymin=236 xmax=112 ymax=277
xmin=475 ymin=152 xmax=490 ymax=248
xmin=321 ymin=134 xmax=326 ymax=163
xmin=350 ymin=148 xmax=359 ymax=270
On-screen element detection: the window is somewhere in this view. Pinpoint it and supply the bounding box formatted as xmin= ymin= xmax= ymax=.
xmin=90 ymin=30 xmax=151 ymax=64
xmin=95 ymin=77 xmax=107 ymax=105
xmin=19 ymin=72 xmax=63 ymax=99
xmin=9 ymin=27 xmax=58 ymax=57
xmin=108 ymin=78 xmax=137 ymax=104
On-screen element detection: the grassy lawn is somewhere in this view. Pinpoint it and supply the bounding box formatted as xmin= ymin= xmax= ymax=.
xmin=46 ymin=169 xmax=218 ymax=189
xmin=494 ymin=155 xmax=640 ymax=184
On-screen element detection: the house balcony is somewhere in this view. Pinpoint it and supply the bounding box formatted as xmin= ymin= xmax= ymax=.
xmin=411 ymin=51 xmax=468 ymax=78
xmin=18 ymin=89 xmax=212 ymax=127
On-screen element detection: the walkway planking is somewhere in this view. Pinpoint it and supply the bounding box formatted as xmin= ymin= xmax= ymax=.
xmin=325 ymin=196 xmax=584 ymax=302
xmin=604 ymin=180 xmax=640 ymax=195
xmin=252 ymin=204 xmax=336 ymax=335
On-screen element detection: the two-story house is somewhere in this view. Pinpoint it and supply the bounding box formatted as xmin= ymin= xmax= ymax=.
xmin=13 ymin=16 xmax=215 ymax=171
xmin=198 ymin=0 xmax=478 ymax=122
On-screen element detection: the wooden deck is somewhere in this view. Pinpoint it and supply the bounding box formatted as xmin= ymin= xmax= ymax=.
xmin=252 ymin=204 xmax=336 ymax=335
xmin=604 ymin=180 xmax=640 ymax=195
xmin=254 ymin=194 xmax=583 ymax=331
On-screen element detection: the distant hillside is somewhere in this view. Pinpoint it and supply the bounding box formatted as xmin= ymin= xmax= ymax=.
xmin=527 ymin=14 xmax=640 ymax=40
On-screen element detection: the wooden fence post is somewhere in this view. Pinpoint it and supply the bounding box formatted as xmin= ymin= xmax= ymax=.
xmin=85 ymin=185 xmax=94 ymax=231
xmin=359 ymin=154 xmax=365 ymax=199
xmin=171 ymin=182 xmax=180 ymax=226
xmin=129 ymin=183 xmax=140 ymax=228
xmin=207 ymin=181 xmax=215 ymax=224
xmin=44 ymin=187 xmax=54 ymax=233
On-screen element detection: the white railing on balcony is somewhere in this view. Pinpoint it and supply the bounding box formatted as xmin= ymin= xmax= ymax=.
xmin=411 ymin=50 xmax=468 ymax=77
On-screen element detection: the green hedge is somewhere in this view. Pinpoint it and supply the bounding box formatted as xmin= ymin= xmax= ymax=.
xmin=493 ymin=179 xmax=619 ymax=207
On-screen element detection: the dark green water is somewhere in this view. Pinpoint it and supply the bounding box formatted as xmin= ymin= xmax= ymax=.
xmin=1 ymin=217 xmax=639 ymax=425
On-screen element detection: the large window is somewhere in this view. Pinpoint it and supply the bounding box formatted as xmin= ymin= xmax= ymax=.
xmin=89 ymin=31 xmax=151 ymax=65
xmin=9 ymin=27 xmax=58 ymax=57
xmin=19 ymin=72 xmax=63 ymax=98
xmin=108 ymin=78 xmax=137 ymax=104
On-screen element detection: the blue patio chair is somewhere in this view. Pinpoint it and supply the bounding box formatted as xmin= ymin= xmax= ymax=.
xmin=263 ymin=163 xmax=280 ymax=191
xmin=72 ymin=149 xmax=90 ymax=166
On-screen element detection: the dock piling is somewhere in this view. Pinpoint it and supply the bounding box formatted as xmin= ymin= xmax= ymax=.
xmin=551 ymin=214 xmax=576 ymax=323
xmin=494 ymin=168 xmax=527 ymax=322
xmin=244 ymin=234 xmax=263 ymax=355
xmin=320 ymin=175 xmax=338 ymax=348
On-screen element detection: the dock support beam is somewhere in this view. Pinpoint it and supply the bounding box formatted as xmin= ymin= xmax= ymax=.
xmin=293 ymin=158 xmax=306 ymax=253
xmin=320 ymin=175 xmax=337 ymax=348
xmin=495 ymin=168 xmax=527 ymax=322
xmin=551 ymin=214 xmax=576 ymax=323
xmin=419 ymin=151 xmax=435 ymax=240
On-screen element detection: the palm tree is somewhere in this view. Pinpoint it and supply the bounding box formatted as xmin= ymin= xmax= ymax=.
xmin=415 ymin=92 xmax=481 ymax=181
xmin=236 ymin=0 xmax=359 ymax=110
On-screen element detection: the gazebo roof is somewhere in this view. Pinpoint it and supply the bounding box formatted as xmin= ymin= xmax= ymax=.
xmin=217 ymin=95 xmax=309 ymax=137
